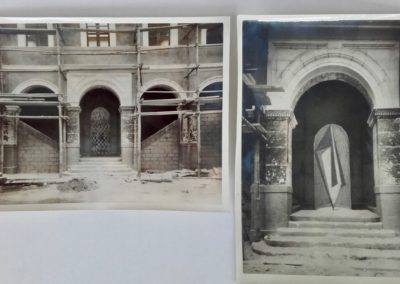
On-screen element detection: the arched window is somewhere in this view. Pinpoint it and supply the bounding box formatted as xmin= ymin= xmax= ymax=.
xmin=200 ymin=82 xmax=223 ymax=111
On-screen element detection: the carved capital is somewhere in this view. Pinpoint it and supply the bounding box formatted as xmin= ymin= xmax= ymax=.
xmin=260 ymin=107 xmax=298 ymax=129
xmin=119 ymin=106 xmax=136 ymax=113
xmin=4 ymin=105 xmax=21 ymax=115
xmin=65 ymin=105 xmax=81 ymax=114
xmin=367 ymin=108 xmax=400 ymax=127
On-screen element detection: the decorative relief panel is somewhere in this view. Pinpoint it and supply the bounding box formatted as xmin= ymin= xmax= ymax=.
xmin=120 ymin=107 xmax=135 ymax=146
xmin=66 ymin=107 xmax=80 ymax=145
xmin=181 ymin=114 xmax=198 ymax=143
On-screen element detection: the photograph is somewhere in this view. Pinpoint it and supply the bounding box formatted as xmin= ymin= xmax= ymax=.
xmin=0 ymin=17 xmax=229 ymax=211
xmin=236 ymin=15 xmax=400 ymax=281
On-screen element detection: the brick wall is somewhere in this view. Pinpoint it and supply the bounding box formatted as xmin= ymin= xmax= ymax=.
xmin=141 ymin=115 xmax=221 ymax=172
xmin=200 ymin=113 xmax=222 ymax=169
xmin=17 ymin=121 xmax=59 ymax=173
xmin=142 ymin=119 xmax=179 ymax=172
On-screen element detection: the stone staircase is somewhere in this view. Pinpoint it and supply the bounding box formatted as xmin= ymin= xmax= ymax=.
xmin=66 ymin=157 xmax=134 ymax=176
xmin=250 ymin=208 xmax=400 ymax=277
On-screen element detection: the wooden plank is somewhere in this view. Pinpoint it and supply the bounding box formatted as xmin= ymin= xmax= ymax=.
xmin=0 ymin=101 xmax=60 ymax=106
xmin=0 ymin=93 xmax=61 ymax=98
xmin=0 ymin=115 xmax=68 ymax=120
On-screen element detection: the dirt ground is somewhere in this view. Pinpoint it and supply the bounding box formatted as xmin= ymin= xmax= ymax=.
xmin=0 ymin=170 xmax=222 ymax=207
xmin=242 ymin=241 xmax=400 ymax=277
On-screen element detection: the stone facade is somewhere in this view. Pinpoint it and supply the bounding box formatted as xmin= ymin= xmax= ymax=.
xmin=243 ymin=22 xmax=400 ymax=238
xmin=0 ymin=22 xmax=224 ymax=175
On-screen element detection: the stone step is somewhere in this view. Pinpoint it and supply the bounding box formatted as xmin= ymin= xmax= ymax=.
xmin=64 ymin=171 xmax=134 ymax=177
xmin=265 ymin=235 xmax=400 ymax=250
xmin=70 ymin=165 xmax=131 ymax=169
xmin=252 ymin=241 xmax=400 ymax=260
xmin=289 ymin=221 xmax=383 ymax=230
xmin=68 ymin=168 xmax=133 ymax=173
xmin=250 ymin=242 xmax=400 ymax=276
xmin=290 ymin=208 xmax=380 ymax=223
xmin=79 ymin=157 xmax=122 ymax=162
xmin=276 ymin=227 xmax=398 ymax=238
xmin=77 ymin=161 xmax=124 ymax=165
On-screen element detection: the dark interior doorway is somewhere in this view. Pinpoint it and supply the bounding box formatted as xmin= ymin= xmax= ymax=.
xmin=292 ymin=80 xmax=374 ymax=210
xmin=80 ymin=88 xmax=121 ymax=157
xmin=141 ymin=87 xmax=178 ymax=141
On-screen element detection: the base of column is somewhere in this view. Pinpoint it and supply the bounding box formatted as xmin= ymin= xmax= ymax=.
xmin=66 ymin=146 xmax=80 ymax=168
xmin=249 ymin=184 xmax=292 ymax=241
xmin=376 ymin=185 xmax=400 ymax=231
xmin=179 ymin=144 xmax=197 ymax=170
xmin=121 ymin=146 xmax=134 ymax=168
xmin=3 ymin=145 xmax=18 ymax=174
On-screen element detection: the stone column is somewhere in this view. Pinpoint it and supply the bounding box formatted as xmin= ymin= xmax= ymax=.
xmin=250 ymin=108 xmax=297 ymax=240
xmin=368 ymin=108 xmax=400 ymax=231
xmin=2 ymin=106 xmax=20 ymax=174
xmin=120 ymin=106 xmax=135 ymax=168
xmin=65 ymin=106 xmax=81 ymax=168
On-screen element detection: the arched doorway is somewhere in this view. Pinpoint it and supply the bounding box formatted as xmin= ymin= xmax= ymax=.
xmin=80 ymin=88 xmax=121 ymax=157
xmin=21 ymin=86 xmax=58 ymax=140
xmin=141 ymin=86 xmax=178 ymax=141
xmin=140 ymin=86 xmax=180 ymax=171
xmin=292 ymin=80 xmax=374 ymax=210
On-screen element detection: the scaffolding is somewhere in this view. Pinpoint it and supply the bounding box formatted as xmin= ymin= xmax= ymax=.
xmin=0 ymin=23 xmax=223 ymax=178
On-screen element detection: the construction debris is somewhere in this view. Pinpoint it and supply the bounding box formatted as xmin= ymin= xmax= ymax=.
xmin=57 ymin=178 xmax=97 ymax=192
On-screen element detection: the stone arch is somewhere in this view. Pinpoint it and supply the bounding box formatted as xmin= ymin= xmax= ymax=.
xmin=77 ymin=80 xmax=123 ymax=106
xmin=13 ymin=79 xmax=59 ymax=94
xmin=278 ymin=49 xmax=392 ymax=109
xmin=199 ymin=76 xmax=223 ymax=92
xmin=140 ymin=78 xmax=186 ymax=99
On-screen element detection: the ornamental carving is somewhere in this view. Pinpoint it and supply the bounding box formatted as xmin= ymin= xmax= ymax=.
xmin=181 ymin=115 xmax=198 ymax=143
xmin=66 ymin=108 xmax=80 ymax=144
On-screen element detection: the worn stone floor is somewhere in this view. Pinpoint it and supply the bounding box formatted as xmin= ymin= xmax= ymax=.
xmin=243 ymin=208 xmax=400 ymax=277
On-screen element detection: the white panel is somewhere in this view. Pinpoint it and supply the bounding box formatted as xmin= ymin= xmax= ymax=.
xmin=142 ymin=23 xmax=149 ymax=47
xmin=170 ymin=23 xmax=178 ymax=46
xmin=80 ymin=23 xmax=87 ymax=47
xmin=17 ymin=23 xmax=26 ymax=47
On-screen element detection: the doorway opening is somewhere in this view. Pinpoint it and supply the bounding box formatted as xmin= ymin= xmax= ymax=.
xmin=80 ymin=88 xmax=121 ymax=157
xmin=292 ymin=80 xmax=374 ymax=210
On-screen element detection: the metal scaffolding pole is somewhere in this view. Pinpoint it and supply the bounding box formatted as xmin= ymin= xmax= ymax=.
xmin=0 ymin=107 xmax=3 ymax=177
xmin=56 ymin=24 xmax=64 ymax=176
xmin=0 ymin=49 xmax=3 ymax=177
xmin=195 ymin=24 xmax=201 ymax=178
xmin=136 ymin=26 xmax=142 ymax=178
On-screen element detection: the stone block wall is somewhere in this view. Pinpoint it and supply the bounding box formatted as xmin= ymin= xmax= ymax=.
xmin=375 ymin=116 xmax=400 ymax=184
xmin=371 ymin=110 xmax=400 ymax=231
xmin=141 ymin=119 xmax=179 ymax=172
xmin=200 ymin=113 xmax=222 ymax=169
xmin=17 ymin=121 xmax=59 ymax=173
xmin=249 ymin=109 xmax=295 ymax=241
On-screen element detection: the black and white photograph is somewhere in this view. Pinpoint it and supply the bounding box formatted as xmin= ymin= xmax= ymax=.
xmin=236 ymin=15 xmax=400 ymax=281
xmin=0 ymin=17 xmax=230 ymax=211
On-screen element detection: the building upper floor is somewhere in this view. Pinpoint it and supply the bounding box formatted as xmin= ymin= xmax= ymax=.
xmin=0 ymin=22 xmax=224 ymax=67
